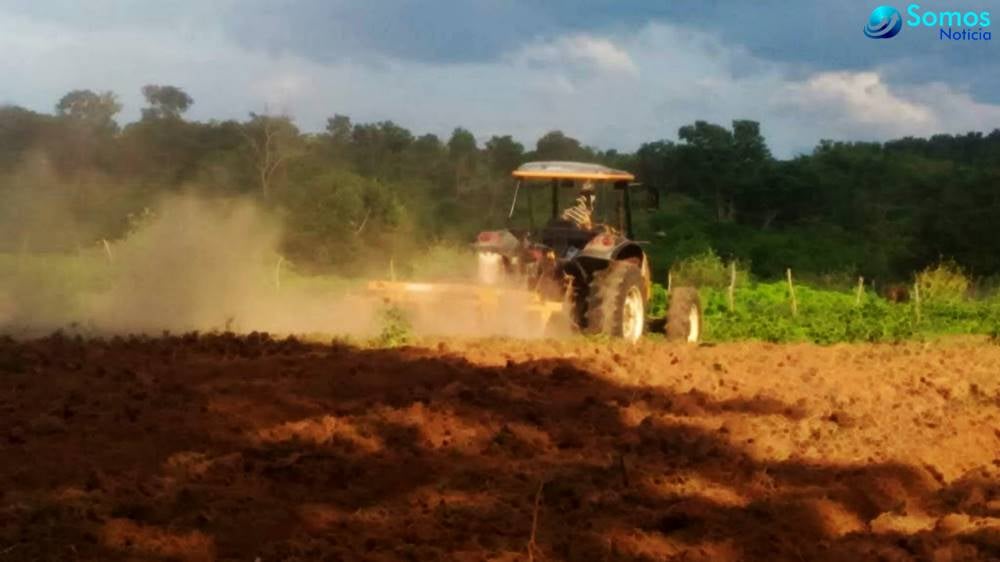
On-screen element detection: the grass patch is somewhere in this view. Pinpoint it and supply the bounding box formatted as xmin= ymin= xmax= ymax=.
xmin=373 ymin=305 xmax=412 ymax=348
xmin=665 ymin=281 xmax=1000 ymax=344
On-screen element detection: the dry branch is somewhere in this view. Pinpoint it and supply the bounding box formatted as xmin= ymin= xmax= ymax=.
xmin=355 ymin=208 xmax=372 ymax=235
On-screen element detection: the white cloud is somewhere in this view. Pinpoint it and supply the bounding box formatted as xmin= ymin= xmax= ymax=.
xmin=776 ymin=71 xmax=1000 ymax=144
xmin=1 ymin=12 xmax=998 ymax=158
xmin=785 ymin=71 xmax=936 ymax=133
xmin=906 ymin=82 xmax=1000 ymax=133
xmin=517 ymin=34 xmax=640 ymax=77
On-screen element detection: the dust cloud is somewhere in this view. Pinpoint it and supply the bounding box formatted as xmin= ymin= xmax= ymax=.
xmin=0 ymin=194 xmax=379 ymax=337
xmin=90 ymin=195 xmax=387 ymax=335
xmin=0 ymin=188 xmax=566 ymax=340
xmin=379 ymin=252 xmax=571 ymax=339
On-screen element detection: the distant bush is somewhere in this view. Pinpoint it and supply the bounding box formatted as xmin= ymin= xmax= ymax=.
xmin=669 ymin=250 xmax=749 ymax=289
xmin=916 ymin=260 xmax=970 ymax=303
xmin=670 ymin=249 xmax=726 ymax=287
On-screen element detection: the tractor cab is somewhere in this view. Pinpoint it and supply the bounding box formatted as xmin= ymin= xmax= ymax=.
xmin=495 ymin=161 xmax=638 ymax=259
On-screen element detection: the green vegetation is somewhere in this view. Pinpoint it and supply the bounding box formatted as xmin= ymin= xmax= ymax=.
xmin=704 ymin=283 xmax=1000 ymax=343
xmin=375 ymin=305 xmax=413 ymax=348
xmin=651 ymin=253 xmax=1000 ymax=344
xmin=915 ymin=260 xmax=970 ymax=302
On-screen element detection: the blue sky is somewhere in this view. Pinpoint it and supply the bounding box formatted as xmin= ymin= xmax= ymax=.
xmin=1 ymin=0 xmax=998 ymax=157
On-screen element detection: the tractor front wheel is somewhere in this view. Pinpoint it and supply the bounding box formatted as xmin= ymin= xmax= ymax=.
xmin=666 ymin=287 xmax=702 ymax=343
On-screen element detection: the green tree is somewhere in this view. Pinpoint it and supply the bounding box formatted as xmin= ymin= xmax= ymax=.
xmin=484 ymin=135 xmax=524 ymax=176
xmin=448 ymin=127 xmax=478 ymax=195
xmin=140 ymin=85 xmax=193 ymax=120
xmin=635 ymin=140 xmax=677 ymax=209
xmin=55 ymin=89 xmax=121 ymax=134
xmin=533 ymin=130 xmax=591 ymax=161
xmin=280 ymin=169 xmax=403 ymax=270
xmin=241 ymin=112 xmax=302 ymax=198
xmin=0 ymin=106 xmax=51 ymax=168
xmin=326 ymin=114 xmax=352 ymax=144
xmin=483 ymin=135 xmax=525 ymax=220
xmin=351 ymin=121 xmax=413 ymax=178
xmin=677 ymin=120 xmax=737 ymax=221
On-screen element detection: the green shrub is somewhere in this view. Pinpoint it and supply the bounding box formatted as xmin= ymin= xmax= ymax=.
xmin=670 ymin=249 xmax=726 ymax=287
xmin=916 ymin=260 xmax=970 ymax=303
xmin=374 ymin=305 xmax=411 ymax=347
xmin=669 ymin=249 xmax=749 ymax=289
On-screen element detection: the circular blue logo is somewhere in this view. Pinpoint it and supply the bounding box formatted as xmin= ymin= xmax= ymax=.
xmin=865 ymin=6 xmax=903 ymax=38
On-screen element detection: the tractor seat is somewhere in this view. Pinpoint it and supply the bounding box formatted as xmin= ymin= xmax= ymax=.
xmin=541 ymin=218 xmax=597 ymax=256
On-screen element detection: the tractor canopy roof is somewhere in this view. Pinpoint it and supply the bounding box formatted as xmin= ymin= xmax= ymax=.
xmin=512 ymin=161 xmax=635 ymax=182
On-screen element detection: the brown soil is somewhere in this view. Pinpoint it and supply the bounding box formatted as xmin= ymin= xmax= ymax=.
xmin=2 ymin=333 xmax=1000 ymax=561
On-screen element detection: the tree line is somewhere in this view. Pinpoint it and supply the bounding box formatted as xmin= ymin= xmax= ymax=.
xmin=1 ymin=86 xmax=998 ymax=283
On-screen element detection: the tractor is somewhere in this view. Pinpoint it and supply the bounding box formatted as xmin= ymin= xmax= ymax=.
xmin=367 ymin=161 xmax=702 ymax=342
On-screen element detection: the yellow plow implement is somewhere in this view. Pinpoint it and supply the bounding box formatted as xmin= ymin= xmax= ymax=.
xmin=365 ymin=280 xmax=567 ymax=337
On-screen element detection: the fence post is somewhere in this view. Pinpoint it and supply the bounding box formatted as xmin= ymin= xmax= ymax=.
xmin=913 ymin=280 xmax=922 ymax=323
xmin=727 ymin=261 xmax=736 ymax=313
xmin=786 ymin=268 xmax=798 ymax=317
xmin=667 ymin=271 xmax=673 ymax=293
xmin=855 ymin=276 xmax=864 ymax=307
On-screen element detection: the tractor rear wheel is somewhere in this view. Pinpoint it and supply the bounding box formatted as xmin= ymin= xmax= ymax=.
xmin=585 ymin=261 xmax=646 ymax=342
xmin=666 ymin=287 xmax=702 ymax=343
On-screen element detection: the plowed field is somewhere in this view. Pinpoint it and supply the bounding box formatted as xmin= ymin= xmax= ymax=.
xmin=2 ymin=334 xmax=1000 ymax=561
